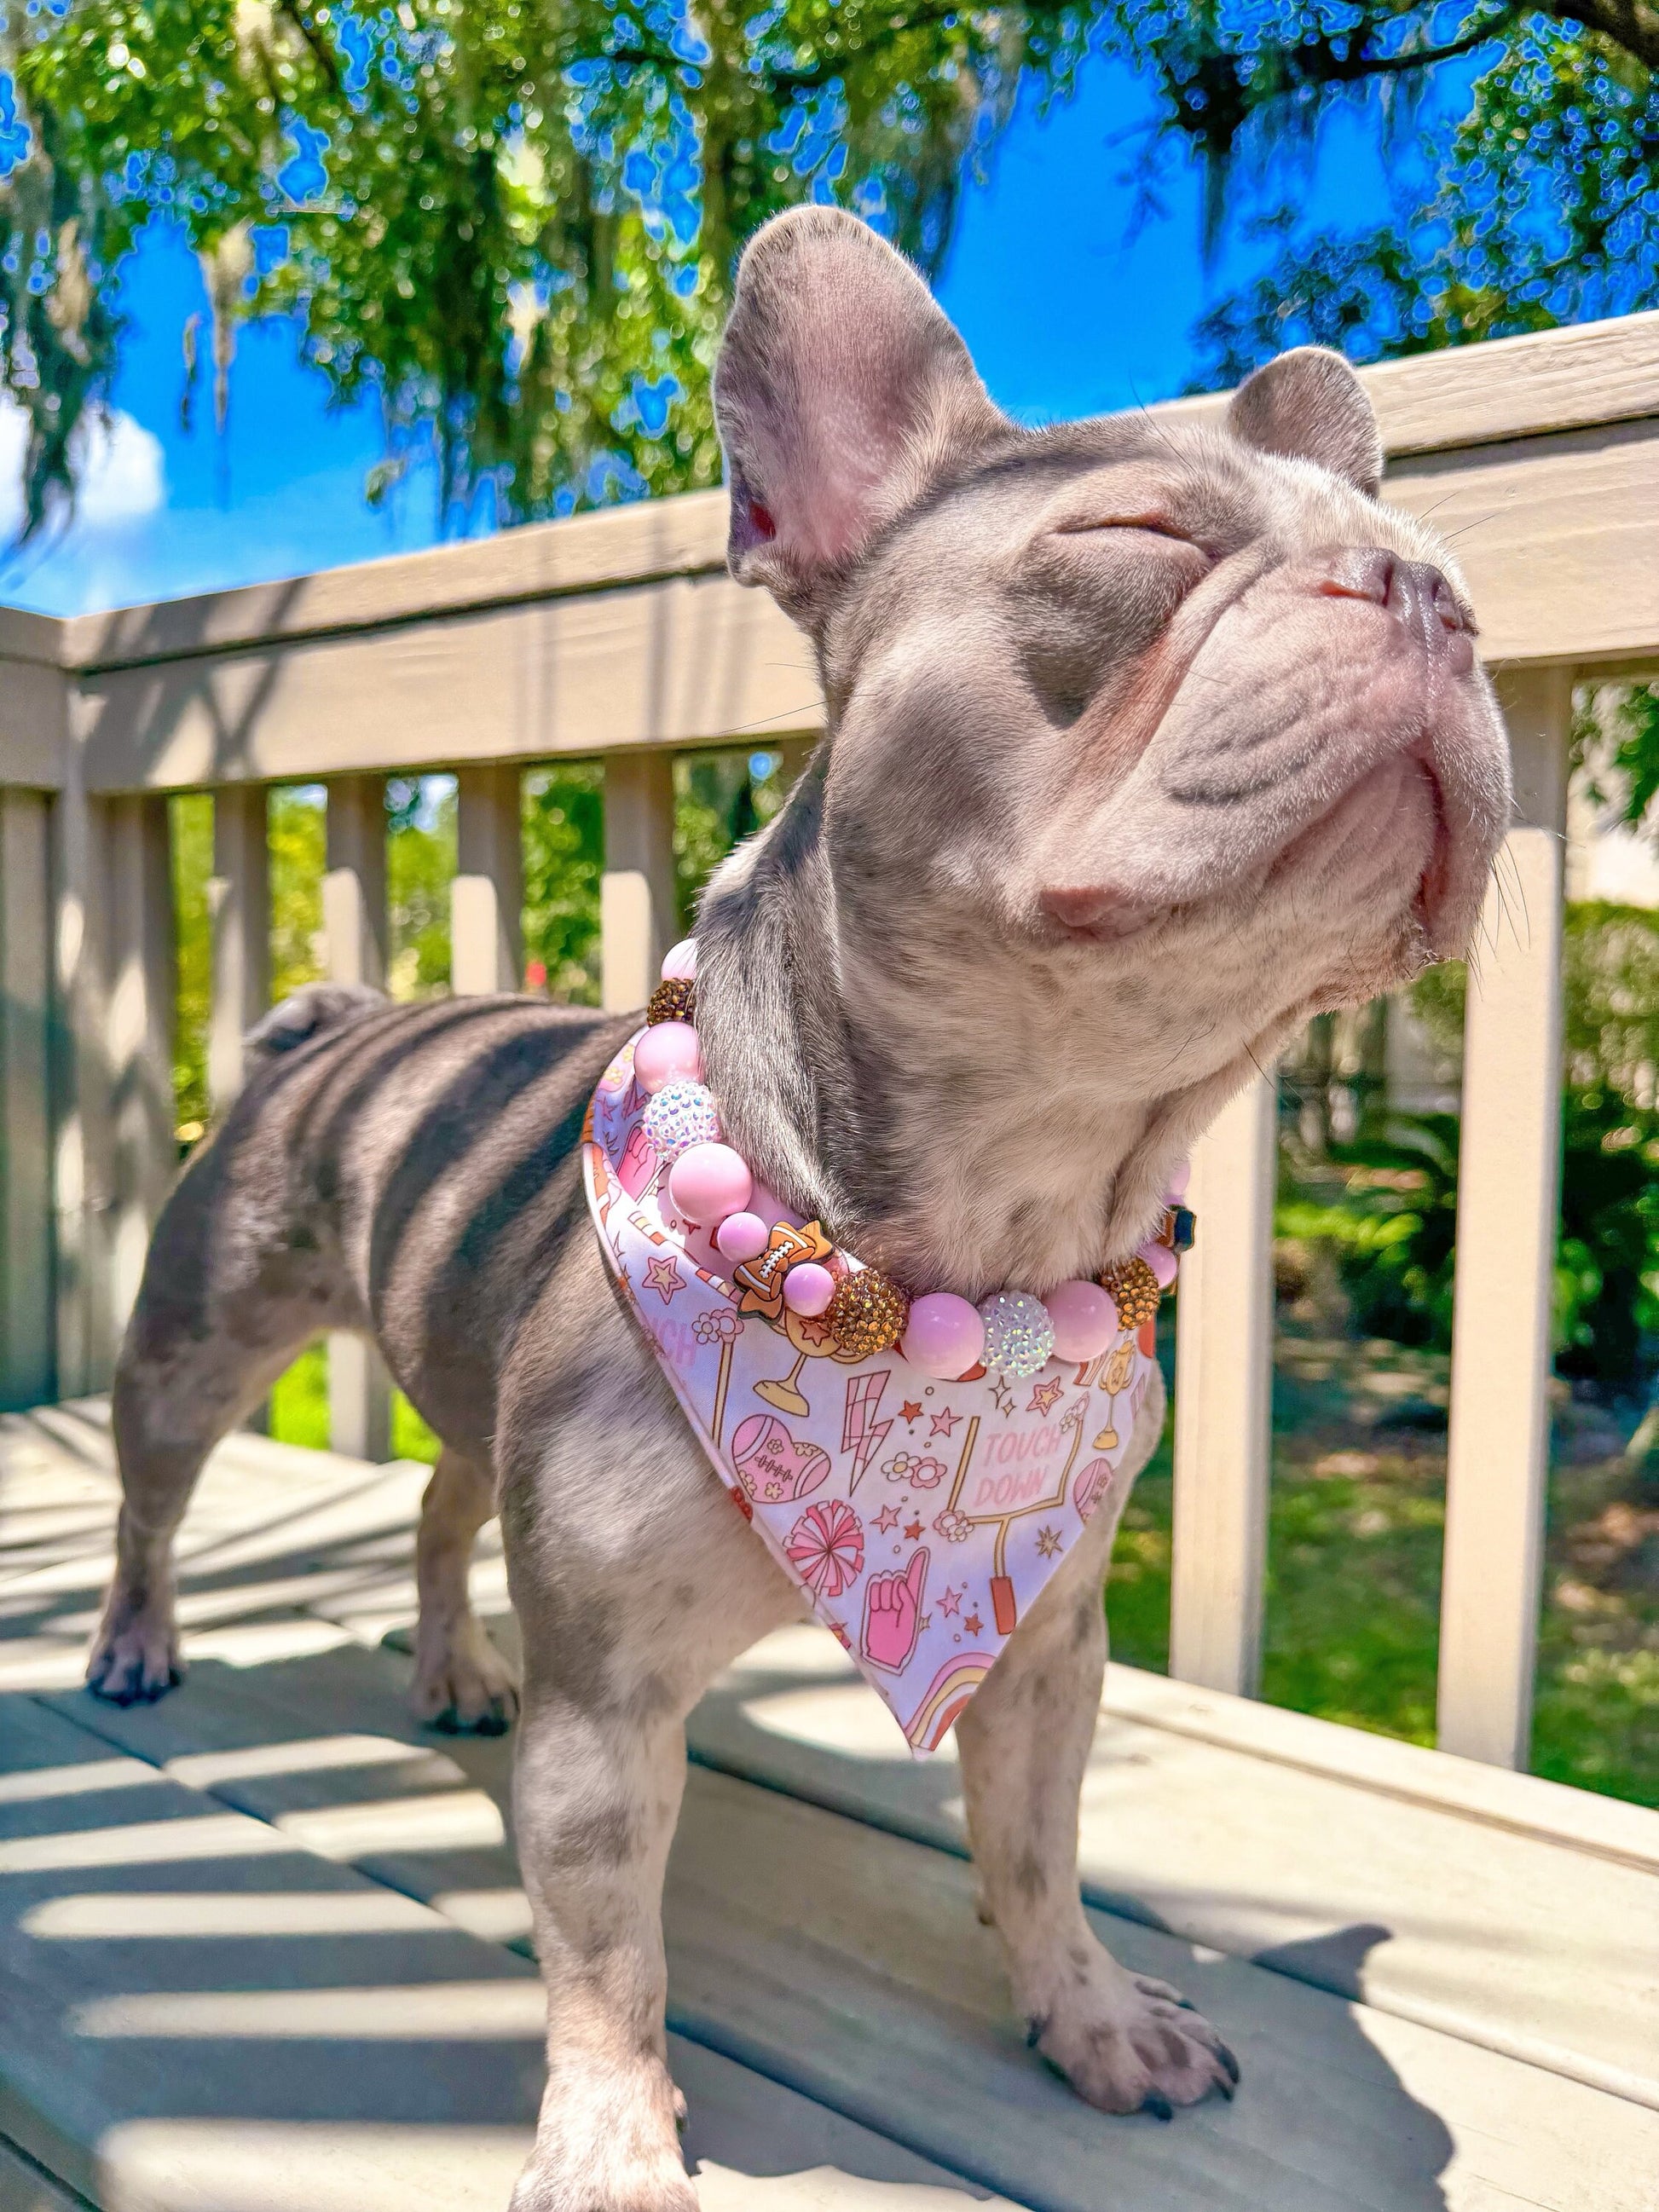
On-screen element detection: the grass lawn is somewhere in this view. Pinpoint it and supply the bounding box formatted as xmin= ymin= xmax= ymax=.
xmin=269 ymin=1322 xmax=1658 ymax=1809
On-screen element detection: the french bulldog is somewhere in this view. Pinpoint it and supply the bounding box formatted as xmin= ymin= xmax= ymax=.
xmin=89 ymin=207 xmax=1510 ymax=2210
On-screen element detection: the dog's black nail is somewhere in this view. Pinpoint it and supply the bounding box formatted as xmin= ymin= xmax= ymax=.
xmin=1142 ymin=2093 xmax=1174 ymax=2122
xmin=1215 ymin=2074 xmax=1234 ymax=2103
xmin=1024 ymin=2013 xmax=1049 ymax=2049
xmin=1217 ymin=2042 xmax=1241 ymax=2084
xmin=1175 ymin=1995 xmax=1198 ymax=2011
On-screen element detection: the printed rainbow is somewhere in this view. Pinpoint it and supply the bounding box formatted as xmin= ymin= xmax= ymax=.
xmin=905 ymin=1651 xmax=993 ymax=1752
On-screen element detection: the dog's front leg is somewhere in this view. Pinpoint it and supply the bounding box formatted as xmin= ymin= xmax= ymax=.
xmin=954 ymin=1382 xmax=1238 ymax=2119
xmin=509 ymin=1681 xmax=696 ymax=2212
xmin=500 ymin=1348 xmax=802 ymax=2210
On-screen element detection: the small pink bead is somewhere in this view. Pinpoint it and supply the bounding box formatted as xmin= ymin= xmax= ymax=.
xmin=715 ymin=1210 xmax=770 ymax=1263
xmin=1138 ymin=1239 xmax=1179 ymax=1289
xmin=900 ymin=1291 xmax=986 ymax=1381
xmin=1045 ymin=1279 xmax=1118 ymax=1362
xmin=668 ymin=1142 xmax=753 ymax=1227
xmin=1164 ymin=1155 xmax=1191 ymax=1204
xmin=633 ymin=1021 xmax=702 ymax=1095
xmin=782 ymin=1262 xmax=835 ymax=1317
xmin=661 ymin=938 xmax=698 ymax=982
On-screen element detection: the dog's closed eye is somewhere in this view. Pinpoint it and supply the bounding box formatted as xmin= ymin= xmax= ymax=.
xmin=1052 ymin=514 xmax=1198 ymax=545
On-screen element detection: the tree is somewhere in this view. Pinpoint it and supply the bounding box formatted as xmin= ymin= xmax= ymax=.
xmin=0 ymin=0 xmax=1090 ymax=540
xmin=1107 ymin=2 xmax=1658 ymax=384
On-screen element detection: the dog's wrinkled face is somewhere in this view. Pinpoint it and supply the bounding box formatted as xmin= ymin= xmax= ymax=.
xmin=708 ymin=207 xmax=1512 ymax=1286
xmin=714 ymin=211 xmax=1510 ymax=1092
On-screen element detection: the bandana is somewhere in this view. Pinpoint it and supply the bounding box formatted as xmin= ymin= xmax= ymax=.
xmin=584 ymin=1030 xmax=1162 ymax=1753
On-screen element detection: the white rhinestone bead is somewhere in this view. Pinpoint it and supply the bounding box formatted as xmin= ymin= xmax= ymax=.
xmin=641 ymin=1079 xmax=721 ymax=1165
xmin=978 ymin=1291 xmax=1056 ymax=1380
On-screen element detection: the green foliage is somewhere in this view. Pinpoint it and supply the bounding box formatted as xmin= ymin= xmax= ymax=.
xmin=523 ymin=760 xmax=604 ymax=1000
xmin=1113 ymin=2 xmax=1659 ymax=384
xmin=170 ymin=789 xmax=211 ymax=1138
xmin=1278 ymin=1113 xmax=1460 ymax=1349
xmin=0 ymin=0 xmax=1093 ymax=539
xmin=1287 ymin=905 xmax=1659 ymax=1389
xmin=269 ymin=783 xmax=326 ymax=999
xmin=387 ymin=775 xmax=456 ymax=996
xmin=1109 ymin=1363 xmax=1658 ymax=1806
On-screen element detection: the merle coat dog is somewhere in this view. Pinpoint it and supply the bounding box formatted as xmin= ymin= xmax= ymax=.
xmin=90 ymin=208 xmax=1511 ymax=2210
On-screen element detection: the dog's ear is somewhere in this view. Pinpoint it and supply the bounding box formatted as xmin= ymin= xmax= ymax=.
xmin=1227 ymin=346 xmax=1382 ymax=498
xmin=714 ymin=206 xmax=1007 ymax=614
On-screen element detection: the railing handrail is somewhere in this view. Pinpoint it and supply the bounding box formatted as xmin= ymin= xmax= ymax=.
xmin=1 ymin=306 xmax=1656 ymax=1782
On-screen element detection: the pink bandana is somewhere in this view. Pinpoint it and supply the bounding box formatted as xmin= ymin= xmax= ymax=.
xmin=585 ymin=1030 xmax=1162 ymax=1753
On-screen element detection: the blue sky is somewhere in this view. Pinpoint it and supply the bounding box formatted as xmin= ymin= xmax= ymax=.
xmin=0 ymin=52 xmax=1407 ymax=618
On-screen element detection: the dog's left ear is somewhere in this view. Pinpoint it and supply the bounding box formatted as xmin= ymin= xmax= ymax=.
xmin=714 ymin=206 xmax=1007 ymax=618
xmin=1227 ymin=346 xmax=1382 ymax=498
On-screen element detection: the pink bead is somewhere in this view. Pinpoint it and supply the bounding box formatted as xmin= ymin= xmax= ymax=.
xmin=633 ymin=1021 xmax=702 ymax=1095
xmin=716 ymin=1210 xmax=770 ymax=1263
xmin=668 ymin=1142 xmax=753 ymax=1227
xmin=1045 ymin=1279 xmax=1118 ymax=1362
xmin=1138 ymin=1239 xmax=1179 ymax=1288
xmin=661 ymin=938 xmax=698 ymax=982
xmin=782 ymin=1262 xmax=835 ymax=1317
xmin=900 ymin=1291 xmax=986 ymax=1381
xmin=1163 ymin=1155 xmax=1191 ymax=1204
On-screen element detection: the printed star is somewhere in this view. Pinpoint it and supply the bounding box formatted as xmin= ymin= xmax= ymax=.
xmin=905 ymin=1519 xmax=924 ymax=1542
xmin=900 ymin=1400 xmax=923 ymax=1424
xmin=963 ymin=1611 xmax=983 ymax=1637
xmin=644 ymin=1254 xmax=682 ymax=1305
xmin=875 ymin=1505 xmax=901 ymax=1533
xmin=1035 ymin=1525 xmax=1064 ymax=1559
xmin=928 ymin=1406 xmax=961 ymax=1439
xmin=1026 ymin=1377 xmax=1066 ymax=1417
xmin=938 ymin=1586 xmax=961 ymax=1619
xmin=918 ymin=1614 xmax=932 ymax=1632
xmin=990 ymin=1379 xmax=1014 ymax=1416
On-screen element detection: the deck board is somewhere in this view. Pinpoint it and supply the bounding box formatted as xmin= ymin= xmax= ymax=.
xmin=3 ymin=1412 xmax=1656 ymax=2212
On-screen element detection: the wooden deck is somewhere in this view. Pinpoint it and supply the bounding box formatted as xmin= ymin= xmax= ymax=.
xmin=1 ymin=1406 xmax=1655 ymax=2212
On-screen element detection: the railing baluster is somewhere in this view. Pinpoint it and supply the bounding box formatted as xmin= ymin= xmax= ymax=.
xmin=1169 ymin=1066 xmax=1278 ymax=1697
xmin=453 ymin=764 xmax=523 ymax=995
xmin=0 ymin=787 xmax=55 ymax=1407
xmin=602 ymin=750 xmax=676 ymax=1013
xmin=322 ymin=773 xmax=391 ymax=1462
xmin=1438 ymin=666 xmax=1572 ymax=1768
xmin=208 ymin=784 xmax=270 ymax=1114
xmin=104 ymin=795 xmax=176 ymax=1338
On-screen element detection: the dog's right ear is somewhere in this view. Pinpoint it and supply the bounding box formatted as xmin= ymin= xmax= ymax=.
xmin=714 ymin=207 xmax=1007 ymax=618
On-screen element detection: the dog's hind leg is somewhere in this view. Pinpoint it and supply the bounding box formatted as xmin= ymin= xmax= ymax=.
xmin=410 ymin=1447 xmax=518 ymax=1735
xmin=954 ymin=1369 xmax=1239 ymax=2119
xmin=87 ymin=1145 xmax=348 ymax=1707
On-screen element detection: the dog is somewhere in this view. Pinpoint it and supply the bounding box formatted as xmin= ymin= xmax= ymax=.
xmin=88 ymin=207 xmax=1511 ymax=2209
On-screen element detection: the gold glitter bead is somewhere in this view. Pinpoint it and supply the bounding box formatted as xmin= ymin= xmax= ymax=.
xmin=826 ymin=1268 xmax=910 ymax=1358
xmin=1098 ymin=1255 xmax=1161 ymax=1330
xmin=647 ymin=977 xmax=696 ymax=1025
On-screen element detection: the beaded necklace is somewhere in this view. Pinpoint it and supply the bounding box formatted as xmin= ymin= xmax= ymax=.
xmin=635 ymin=938 xmax=1195 ymax=1381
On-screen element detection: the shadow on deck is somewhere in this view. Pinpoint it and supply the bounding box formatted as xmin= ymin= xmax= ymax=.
xmin=1 ymin=1404 xmax=1655 ymax=2212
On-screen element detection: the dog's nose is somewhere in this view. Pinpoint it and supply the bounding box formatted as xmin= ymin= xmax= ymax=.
xmin=1319 ymin=548 xmax=1473 ymax=671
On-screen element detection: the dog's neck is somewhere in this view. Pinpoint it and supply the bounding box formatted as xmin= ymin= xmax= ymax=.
xmin=695 ymin=760 xmax=1229 ymax=1299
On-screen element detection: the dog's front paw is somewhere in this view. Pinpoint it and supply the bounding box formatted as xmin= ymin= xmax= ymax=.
xmin=509 ymin=2120 xmax=696 ymax=2212
xmin=86 ymin=1586 xmax=182 ymax=1705
xmin=410 ymin=1614 xmax=520 ymax=1735
xmin=1029 ymin=1945 xmax=1239 ymax=2118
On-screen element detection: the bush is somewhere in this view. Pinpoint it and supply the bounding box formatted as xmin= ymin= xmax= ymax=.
xmin=1280 ymin=903 xmax=1659 ymax=1392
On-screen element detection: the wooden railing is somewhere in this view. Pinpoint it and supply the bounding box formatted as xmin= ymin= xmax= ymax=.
xmin=2 ymin=309 xmax=1656 ymax=1772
